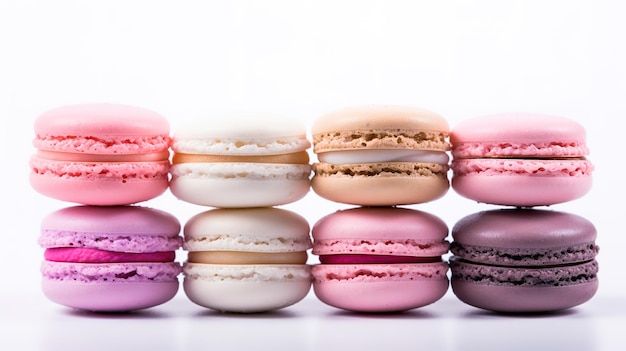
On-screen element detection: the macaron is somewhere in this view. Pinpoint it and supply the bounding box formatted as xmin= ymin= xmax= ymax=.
xmin=450 ymin=113 xmax=594 ymax=206
xmin=182 ymin=207 xmax=312 ymax=313
xmin=449 ymin=209 xmax=599 ymax=313
xmin=311 ymin=105 xmax=450 ymax=206
xmin=311 ymin=207 xmax=449 ymax=312
xmin=169 ymin=112 xmax=311 ymax=207
xmin=38 ymin=205 xmax=182 ymax=312
xmin=30 ymin=103 xmax=171 ymax=206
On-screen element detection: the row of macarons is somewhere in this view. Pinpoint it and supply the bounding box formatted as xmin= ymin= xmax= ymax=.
xmin=30 ymin=103 xmax=594 ymax=208
xmin=38 ymin=204 xmax=599 ymax=314
xmin=32 ymin=102 xmax=598 ymax=315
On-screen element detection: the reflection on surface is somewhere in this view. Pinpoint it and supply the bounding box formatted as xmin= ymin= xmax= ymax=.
xmin=20 ymin=294 xmax=611 ymax=351
xmin=452 ymin=300 xmax=598 ymax=351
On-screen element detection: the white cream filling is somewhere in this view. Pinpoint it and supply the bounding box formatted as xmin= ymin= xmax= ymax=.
xmin=317 ymin=149 xmax=449 ymax=164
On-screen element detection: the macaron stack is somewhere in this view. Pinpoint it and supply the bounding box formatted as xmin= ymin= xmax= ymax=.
xmin=182 ymin=208 xmax=312 ymax=313
xmin=448 ymin=113 xmax=598 ymax=313
xmin=169 ymin=112 xmax=313 ymax=313
xmin=309 ymin=105 xmax=451 ymax=312
xmin=30 ymin=103 xmax=183 ymax=312
xmin=169 ymin=112 xmax=312 ymax=208
xmin=29 ymin=103 xmax=599 ymax=316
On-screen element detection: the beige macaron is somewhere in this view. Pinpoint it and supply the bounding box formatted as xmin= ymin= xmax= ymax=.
xmin=311 ymin=105 xmax=450 ymax=206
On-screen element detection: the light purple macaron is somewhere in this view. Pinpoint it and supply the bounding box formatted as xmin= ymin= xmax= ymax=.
xmin=38 ymin=205 xmax=182 ymax=312
xmin=450 ymin=209 xmax=599 ymax=313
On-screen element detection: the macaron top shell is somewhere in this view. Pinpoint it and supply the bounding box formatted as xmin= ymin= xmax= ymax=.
xmin=183 ymin=208 xmax=312 ymax=253
xmin=312 ymin=105 xmax=449 ymax=153
xmin=33 ymin=103 xmax=170 ymax=154
xmin=172 ymin=112 xmax=310 ymax=155
xmin=314 ymin=207 xmax=448 ymax=241
xmin=38 ymin=206 xmax=182 ymax=253
xmin=312 ymin=207 xmax=449 ymax=257
xmin=451 ymin=113 xmax=589 ymax=158
xmin=312 ymin=105 xmax=449 ymax=134
xmin=452 ymin=209 xmax=597 ymax=249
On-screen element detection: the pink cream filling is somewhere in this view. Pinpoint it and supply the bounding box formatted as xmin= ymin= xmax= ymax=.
xmin=44 ymin=247 xmax=176 ymax=263
xmin=319 ymin=254 xmax=442 ymax=264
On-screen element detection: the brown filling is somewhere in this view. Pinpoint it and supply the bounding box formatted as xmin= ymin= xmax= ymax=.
xmin=187 ymin=251 xmax=308 ymax=264
xmin=173 ymin=151 xmax=309 ymax=164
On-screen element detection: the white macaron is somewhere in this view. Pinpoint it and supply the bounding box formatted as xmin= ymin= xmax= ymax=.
xmin=170 ymin=112 xmax=312 ymax=208
xmin=182 ymin=207 xmax=312 ymax=313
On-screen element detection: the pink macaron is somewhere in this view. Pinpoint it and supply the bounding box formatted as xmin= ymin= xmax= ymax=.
xmin=38 ymin=205 xmax=182 ymax=312
xmin=450 ymin=113 xmax=594 ymax=207
xmin=30 ymin=103 xmax=171 ymax=206
xmin=311 ymin=207 xmax=449 ymax=312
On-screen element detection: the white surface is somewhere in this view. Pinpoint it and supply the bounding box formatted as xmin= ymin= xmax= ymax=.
xmin=1 ymin=1 xmax=625 ymax=350
xmin=2 ymin=291 xmax=625 ymax=351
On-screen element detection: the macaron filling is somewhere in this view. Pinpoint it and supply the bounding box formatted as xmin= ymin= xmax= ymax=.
xmin=319 ymin=254 xmax=443 ymax=264
xmin=35 ymin=150 xmax=170 ymax=162
xmin=44 ymin=247 xmax=176 ymax=263
xmin=188 ymin=251 xmax=308 ymax=264
xmin=172 ymin=151 xmax=309 ymax=164
xmin=317 ymin=149 xmax=449 ymax=165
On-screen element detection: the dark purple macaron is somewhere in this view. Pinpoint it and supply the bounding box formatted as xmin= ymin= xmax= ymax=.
xmin=449 ymin=209 xmax=599 ymax=313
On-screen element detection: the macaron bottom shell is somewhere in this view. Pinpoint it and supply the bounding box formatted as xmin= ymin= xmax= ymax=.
xmin=183 ymin=263 xmax=312 ymax=313
xmin=30 ymin=173 xmax=169 ymax=206
xmin=42 ymin=280 xmax=180 ymax=312
xmin=451 ymin=280 xmax=599 ymax=313
xmin=312 ymin=262 xmax=449 ymax=313
xmin=311 ymin=173 xmax=449 ymax=206
xmin=451 ymin=173 xmax=592 ymax=207
xmin=169 ymin=170 xmax=311 ymax=207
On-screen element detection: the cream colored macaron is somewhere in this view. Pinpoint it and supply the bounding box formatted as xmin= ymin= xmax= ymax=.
xmin=311 ymin=105 xmax=450 ymax=206
xmin=170 ymin=112 xmax=312 ymax=208
xmin=182 ymin=207 xmax=312 ymax=313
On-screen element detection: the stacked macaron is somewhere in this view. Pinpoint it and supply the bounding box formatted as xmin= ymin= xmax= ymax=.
xmin=38 ymin=206 xmax=182 ymax=311
xmin=312 ymin=207 xmax=450 ymax=312
xmin=448 ymin=113 xmax=598 ymax=313
xmin=170 ymin=112 xmax=312 ymax=208
xmin=309 ymin=105 xmax=451 ymax=312
xmin=30 ymin=103 xmax=171 ymax=206
xmin=30 ymin=103 xmax=182 ymax=312
xmin=182 ymin=208 xmax=312 ymax=313
xmin=311 ymin=105 xmax=450 ymax=206
xmin=170 ymin=112 xmax=314 ymax=312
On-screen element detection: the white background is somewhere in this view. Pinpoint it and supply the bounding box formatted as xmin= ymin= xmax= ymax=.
xmin=1 ymin=0 xmax=625 ymax=350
